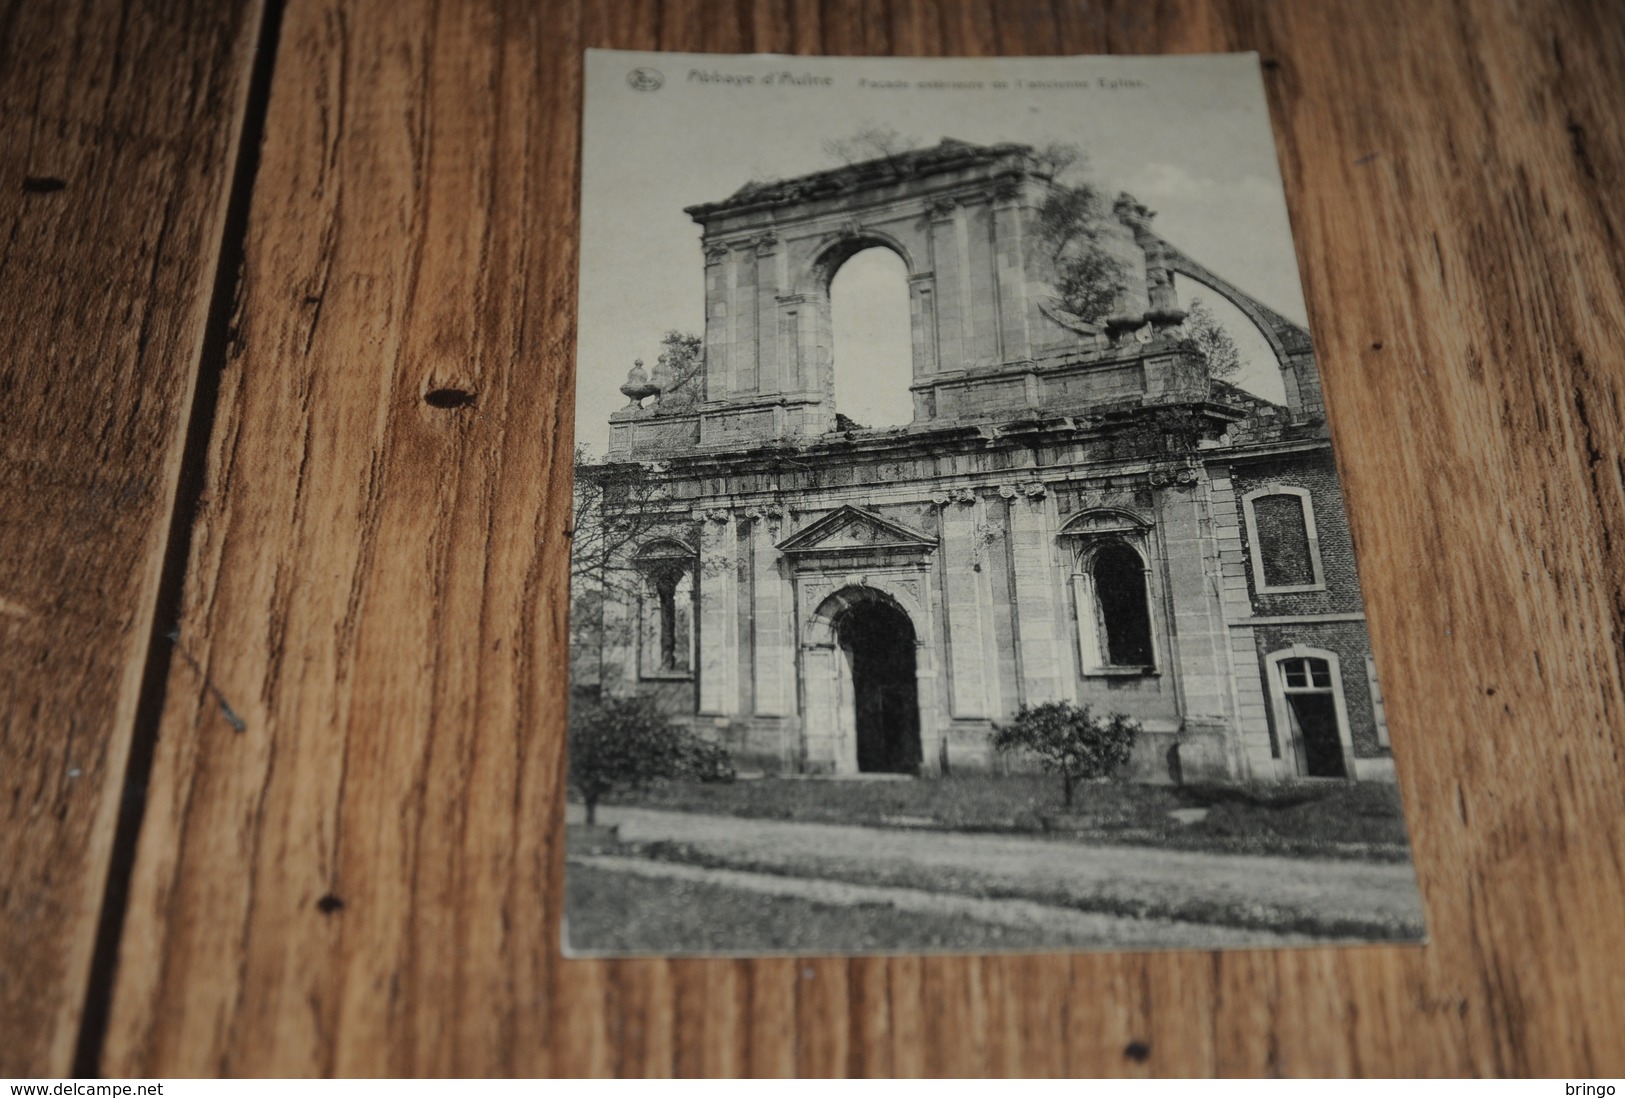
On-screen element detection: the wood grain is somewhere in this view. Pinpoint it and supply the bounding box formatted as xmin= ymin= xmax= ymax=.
xmin=0 ymin=0 xmax=266 ymax=1077
xmin=37 ymin=0 xmax=1624 ymax=1077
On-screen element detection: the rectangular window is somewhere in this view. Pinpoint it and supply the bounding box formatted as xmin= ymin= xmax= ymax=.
xmin=1243 ymin=487 xmax=1326 ymax=593
xmin=1253 ymin=494 xmax=1315 ymax=586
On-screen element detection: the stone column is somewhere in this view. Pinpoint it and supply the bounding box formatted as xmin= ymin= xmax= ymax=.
xmin=697 ymin=509 xmax=739 ymax=716
xmin=1006 ymin=485 xmax=1073 ymax=705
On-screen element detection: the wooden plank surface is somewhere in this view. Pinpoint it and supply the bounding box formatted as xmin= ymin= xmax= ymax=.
xmin=0 ymin=0 xmax=267 ymax=1077
xmin=34 ymin=0 xmax=1624 ymax=1077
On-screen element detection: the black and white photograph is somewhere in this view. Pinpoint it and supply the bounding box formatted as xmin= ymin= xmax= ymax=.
xmin=566 ymin=48 xmax=1426 ymax=956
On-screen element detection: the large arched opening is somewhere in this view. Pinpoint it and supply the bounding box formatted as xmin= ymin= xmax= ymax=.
xmin=1172 ymin=273 xmax=1287 ymax=405
xmin=835 ymin=595 xmax=922 ymax=774
xmin=828 ymin=245 xmax=914 ymax=428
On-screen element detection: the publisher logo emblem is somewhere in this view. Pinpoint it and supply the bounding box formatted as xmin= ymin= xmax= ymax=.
xmin=627 ymin=67 xmax=664 ymax=92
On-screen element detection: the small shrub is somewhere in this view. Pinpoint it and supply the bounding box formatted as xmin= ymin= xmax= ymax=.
xmin=569 ymin=696 xmax=734 ymax=824
xmin=990 ymin=701 xmax=1139 ymax=809
xmin=677 ymin=736 xmax=737 ymax=784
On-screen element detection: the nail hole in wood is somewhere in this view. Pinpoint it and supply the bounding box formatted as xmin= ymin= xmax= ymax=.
xmin=1124 ymin=1041 xmax=1150 ymax=1063
xmin=424 ymin=387 xmax=476 ymax=409
xmin=23 ymin=176 xmax=66 ymax=194
xmin=316 ymin=893 xmax=346 ymax=914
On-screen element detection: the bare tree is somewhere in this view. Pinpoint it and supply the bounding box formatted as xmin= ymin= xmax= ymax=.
xmin=570 ymin=447 xmax=684 ymax=694
xmin=821 ymin=123 xmax=919 ymax=168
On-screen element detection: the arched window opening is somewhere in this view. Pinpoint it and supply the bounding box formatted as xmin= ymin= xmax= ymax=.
xmin=1092 ymin=543 xmax=1154 ymax=667
xmin=1243 ymin=487 xmax=1324 ymax=592
xmin=636 ymin=543 xmax=695 ymax=679
xmin=1072 ymin=539 xmax=1156 ymax=674
xmin=831 ymin=246 xmax=913 ymax=428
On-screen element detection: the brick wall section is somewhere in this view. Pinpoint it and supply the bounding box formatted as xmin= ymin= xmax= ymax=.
xmin=1253 ymin=622 xmax=1382 ymax=758
xmin=1232 ymin=449 xmax=1367 ymax=616
xmin=1252 ymin=494 xmax=1316 ymax=586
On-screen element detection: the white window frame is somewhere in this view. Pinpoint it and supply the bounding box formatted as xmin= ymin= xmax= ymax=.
xmin=1241 ymin=485 xmax=1326 ymax=594
xmin=1263 ymin=645 xmax=1355 ymax=779
xmin=1366 ymin=655 xmax=1390 ymax=748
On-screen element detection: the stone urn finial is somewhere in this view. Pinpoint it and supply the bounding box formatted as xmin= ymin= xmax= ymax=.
xmin=620 ymin=359 xmax=658 ymax=407
xmin=648 ymin=355 xmax=674 ymax=398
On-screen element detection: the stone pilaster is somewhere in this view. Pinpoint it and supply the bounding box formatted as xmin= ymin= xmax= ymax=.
xmin=1006 ymin=484 xmax=1073 ymax=705
xmin=1155 ymin=471 xmax=1241 ymax=778
xmin=748 ymin=508 xmax=793 ymax=716
xmin=702 ymin=243 xmax=731 ymax=401
xmin=928 ymin=199 xmax=966 ymax=373
xmin=733 ymin=242 xmax=759 ymax=392
xmin=599 ymin=574 xmax=636 ymax=698
xmin=939 ymin=495 xmax=998 ymax=718
xmin=742 ymin=231 xmax=776 ymax=393
xmin=990 ymin=180 xmax=1031 ymax=363
xmin=1209 ymin=469 xmax=1275 ymax=777
xmin=966 ymin=199 xmax=999 ymax=364
xmin=697 ymin=508 xmax=739 ymax=715
xmin=775 ymin=293 xmax=808 ymax=394
xmin=908 ymin=271 xmax=939 ymax=377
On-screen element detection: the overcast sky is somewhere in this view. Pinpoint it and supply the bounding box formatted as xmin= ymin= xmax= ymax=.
xmin=577 ymin=50 xmax=1311 ymax=454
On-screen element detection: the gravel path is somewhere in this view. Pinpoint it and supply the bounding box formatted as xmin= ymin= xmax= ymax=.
xmin=577 ymin=805 xmax=1427 ymax=939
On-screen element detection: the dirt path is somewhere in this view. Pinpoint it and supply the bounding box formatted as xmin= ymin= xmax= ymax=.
xmin=577 ymin=804 xmax=1427 ymax=939
xmin=571 ymin=854 xmax=1325 ymax=952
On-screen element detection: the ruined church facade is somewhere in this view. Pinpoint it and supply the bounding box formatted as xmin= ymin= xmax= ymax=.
xmin=582 ymin=139 xmax=1393 ymax=784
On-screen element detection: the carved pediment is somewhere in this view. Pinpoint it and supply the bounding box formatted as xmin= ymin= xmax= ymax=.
xmin=1059 ymin=507 xmax=1152 ymax=537
xmin=776 ymin=505 xmax=936 ymax=557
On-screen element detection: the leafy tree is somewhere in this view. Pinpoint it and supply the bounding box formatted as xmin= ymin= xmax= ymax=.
xmin=1180 ymin=297 xmax=1241 ymax=382
xmin=991 ymin=701 xmax=1139 ymax=808
xmin=818 ymin=133 xmax=1125 ymax=324
xmin=568 ymin=696 xmax=733 ymax=825
xmin=651 ymin=329 xmax=704 ymax=408
xmin=1028 ymin=147 xmax=1127 ymax=325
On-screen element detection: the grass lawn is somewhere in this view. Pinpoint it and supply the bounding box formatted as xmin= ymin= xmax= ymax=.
xmin=564 ymin=863 xmax=1083 ymax=954
xmin=607 ymin=773 xmax=1415 ymax=861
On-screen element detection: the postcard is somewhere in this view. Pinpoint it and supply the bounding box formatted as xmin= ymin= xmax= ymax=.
xmin=566 ymin=49 xmax=1425 ymax=955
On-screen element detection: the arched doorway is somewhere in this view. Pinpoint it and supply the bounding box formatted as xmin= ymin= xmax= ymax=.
xmin=836 ymin=598 xmax=922 ymax=774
